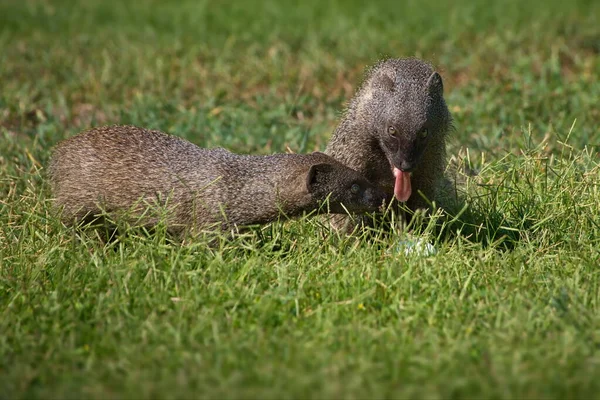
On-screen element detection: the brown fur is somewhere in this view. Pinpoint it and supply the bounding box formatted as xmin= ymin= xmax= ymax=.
xmin=48 ymin=125 xmax=388 ymax=235
xmin=325 ymin=58 xmax=452 ymax=229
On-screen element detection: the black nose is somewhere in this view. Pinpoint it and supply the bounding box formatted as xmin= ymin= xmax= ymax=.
xmin=397 ymin=160 xmax=415 ymax=172
xmin=370 ymin=189 xmax=389 ymax=208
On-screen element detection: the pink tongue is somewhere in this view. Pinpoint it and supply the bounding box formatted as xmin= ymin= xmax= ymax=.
xmin=393 ymin=167 xmax=412 ymax=202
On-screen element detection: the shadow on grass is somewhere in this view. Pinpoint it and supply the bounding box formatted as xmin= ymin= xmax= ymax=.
xmin=49 ymin=140 xmax=599 ymax=256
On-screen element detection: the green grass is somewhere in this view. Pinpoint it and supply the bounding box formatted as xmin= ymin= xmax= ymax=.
xmin=2 ymin=0 xmax=600 ymax=398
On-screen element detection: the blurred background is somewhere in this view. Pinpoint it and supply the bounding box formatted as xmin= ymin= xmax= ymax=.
xmin=1 ymin=0 xmax=599 ymax=160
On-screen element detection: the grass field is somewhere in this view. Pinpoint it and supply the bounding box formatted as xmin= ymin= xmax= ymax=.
xmin=2 ymin=0 xmax=600 ymax=398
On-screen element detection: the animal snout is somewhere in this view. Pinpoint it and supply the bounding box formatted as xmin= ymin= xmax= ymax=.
xmin=365 ymin=187 xmax=389 ymax=210
xmin=397 ymin=160 xmax=415 ymax=172
xmin=378 ymin=191 xmax=391 ymax=211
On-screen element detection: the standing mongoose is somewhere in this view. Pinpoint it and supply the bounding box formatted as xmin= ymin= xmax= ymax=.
xmin=325 ymin=58 xmax=452 ymax=228
xmin=48 ymin=125 xmax=387 ymax=235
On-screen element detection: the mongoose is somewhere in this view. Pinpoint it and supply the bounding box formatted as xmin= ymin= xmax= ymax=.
xmin=325 ymin=58 xmax=452 ymax=227
xmin=47 ymin=125 xmax=388 ymax=235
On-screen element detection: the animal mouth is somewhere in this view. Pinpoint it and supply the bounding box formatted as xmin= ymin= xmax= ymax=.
xmin=393 ymin=167 xmax=412 ymax=202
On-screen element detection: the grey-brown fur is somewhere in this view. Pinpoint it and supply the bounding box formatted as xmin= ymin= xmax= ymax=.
xmin=48 ymin=125 xmax=387 ymax=235
xmin=325 ymin=58 xmax=452 ymax=227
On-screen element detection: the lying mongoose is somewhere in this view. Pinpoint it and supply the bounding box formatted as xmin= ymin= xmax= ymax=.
xmin=325 ymin=58 xmax=452 ymax=228
xmin=47 ymin=125 xmax=387 ymax=235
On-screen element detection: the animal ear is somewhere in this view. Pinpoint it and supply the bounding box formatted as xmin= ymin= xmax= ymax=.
xmin=306 ymin=163 xmax=334 ymax=193
xmin=426 ymin=71 xmax=444 ymax=97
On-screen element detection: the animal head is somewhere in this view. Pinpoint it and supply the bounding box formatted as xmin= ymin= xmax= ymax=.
xmin=356 ymin=58 xmax=450 ymax=173
xmin=304 ymin=158 xmax=388 ymax=214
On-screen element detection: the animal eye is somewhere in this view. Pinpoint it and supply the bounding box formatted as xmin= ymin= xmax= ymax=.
xmin=420 ymin=129 xmax=428 ymax=138
xmin=387 ymin=126 xmax=396 ymax=136
xmin=350 ymin=184 xmax=361 ymax=194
